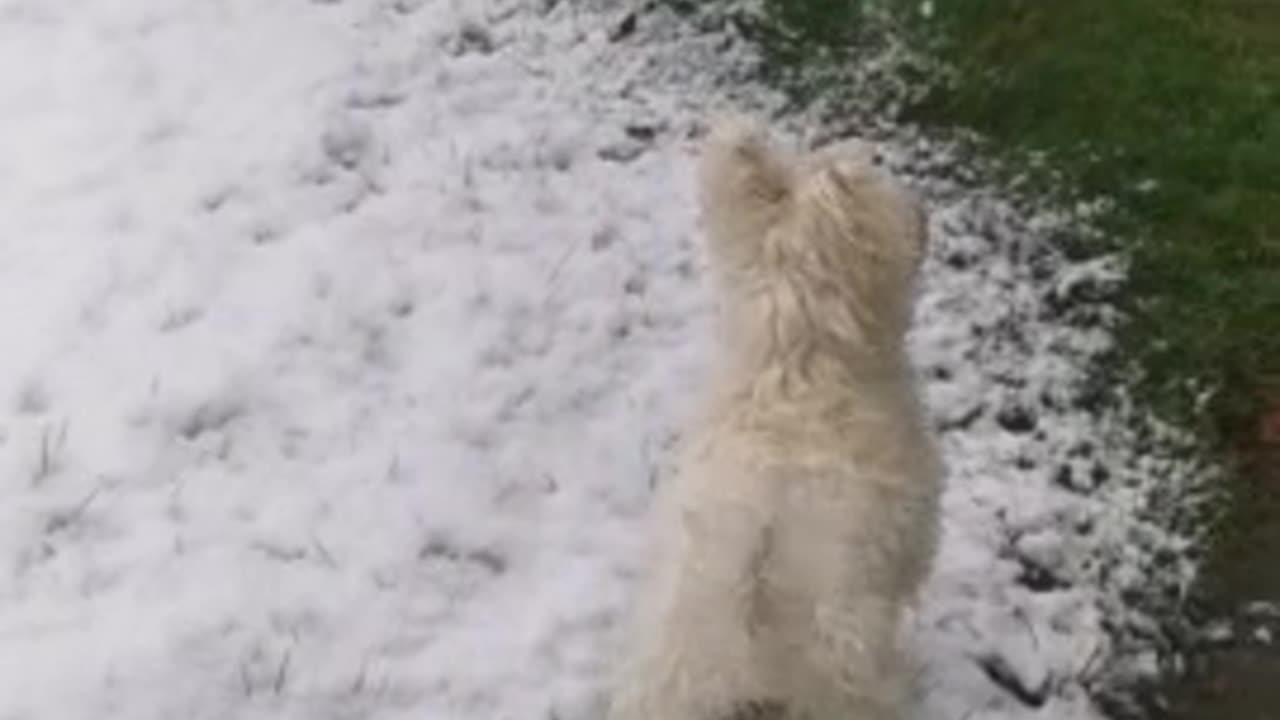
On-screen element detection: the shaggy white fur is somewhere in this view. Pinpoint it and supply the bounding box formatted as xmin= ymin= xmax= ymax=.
xmin=607 ymin=117 xmax=941 ymax=720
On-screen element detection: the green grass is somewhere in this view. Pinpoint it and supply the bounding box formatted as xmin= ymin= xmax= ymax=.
xmin=905 ymin=0 xmax=1280 ymax=439
xmin=674 ymin=0 xmax=1280 ymax=444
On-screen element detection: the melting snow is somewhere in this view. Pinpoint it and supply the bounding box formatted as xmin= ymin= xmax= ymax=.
xmin=0 ymin=1 xmax=1201 ymax=719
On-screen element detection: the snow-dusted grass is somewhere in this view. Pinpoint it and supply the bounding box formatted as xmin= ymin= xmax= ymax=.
xmin=0 ymin=1 xmax=1203 ymax=719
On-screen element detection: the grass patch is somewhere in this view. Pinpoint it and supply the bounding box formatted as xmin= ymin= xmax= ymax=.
xmin=905 ymin=0 xmax=1280 ymax=439
xmin=674 ymin=0 xmax=1280 ymax=443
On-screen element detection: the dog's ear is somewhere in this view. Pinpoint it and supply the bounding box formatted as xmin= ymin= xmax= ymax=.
xmin=799 ymin=138 xmax=877 ymax=183
xmin=799 ymin=139 xmax=929 ymax=270
xmin=698 ymin=115 xmax=793 ymax=272
xmin=699 ymin=115 xmax=791 ymax=214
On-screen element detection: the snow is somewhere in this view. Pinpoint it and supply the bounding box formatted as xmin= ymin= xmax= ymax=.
xmin=0 ymin=1 xmax=1202 ymax=719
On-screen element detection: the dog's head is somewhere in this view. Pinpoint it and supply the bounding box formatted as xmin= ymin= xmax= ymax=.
xmin=698 ymin=116 xmax=929 ymax=345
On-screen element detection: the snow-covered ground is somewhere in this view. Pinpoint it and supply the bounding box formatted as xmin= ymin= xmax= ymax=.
xmin=0 ymin=1 xmax=1200 ymax=719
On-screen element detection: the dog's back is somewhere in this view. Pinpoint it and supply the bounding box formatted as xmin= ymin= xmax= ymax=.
xmin=608 ymin=117 xmax=940 ymax=720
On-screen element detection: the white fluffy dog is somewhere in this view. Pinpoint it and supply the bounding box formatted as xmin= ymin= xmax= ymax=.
xmin=607 ymin=117 xmax=941 ymax=720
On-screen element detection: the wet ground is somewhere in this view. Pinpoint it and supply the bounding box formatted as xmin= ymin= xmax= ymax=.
xmin=1163 ymin=430 xmax=1280 ymax=719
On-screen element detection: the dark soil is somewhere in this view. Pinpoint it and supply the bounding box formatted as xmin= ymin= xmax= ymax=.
xmin=1161 ymin=419 xmax=1280 ymax=720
